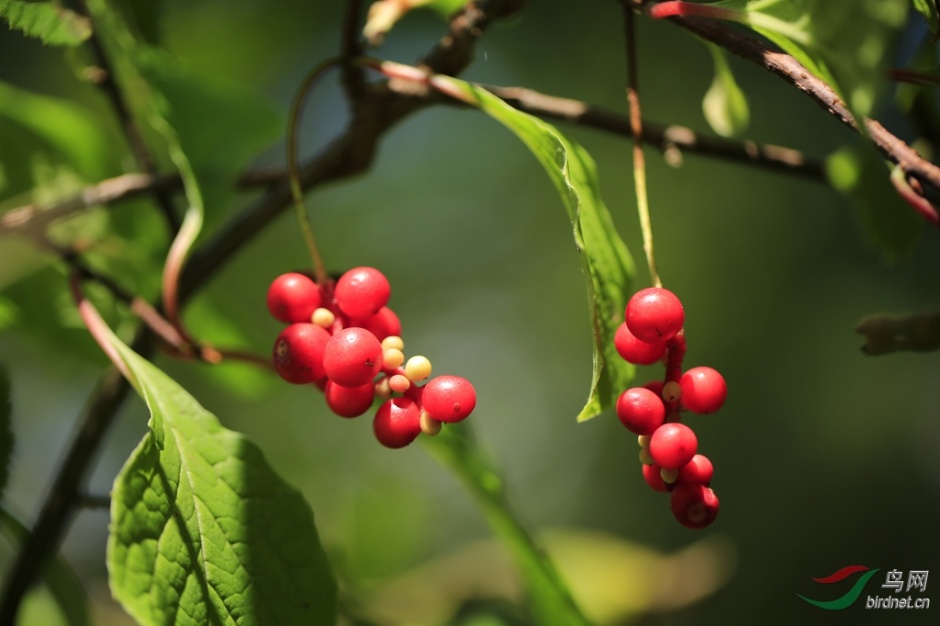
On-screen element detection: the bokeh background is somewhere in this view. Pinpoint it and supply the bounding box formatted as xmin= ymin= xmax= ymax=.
xmin=1 ymin=1 xmax=938 ymax=625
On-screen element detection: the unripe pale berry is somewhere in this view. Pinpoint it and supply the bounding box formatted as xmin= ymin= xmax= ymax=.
xmin=404 ymin=355 xmax=432 ymax=382
xmin=373 ymin=397 xmax=421 ymax=448
xmin=662 ymin=381 xmax=682 ymax=404
xmin=335 ymin=267 xmax=391 ymax=319
xmin=267 ymin=273 xmax=322 ymax=324
xmin=272 ymin=323 xmax=330 ymax=384
xmin=648 ymin=422 xmax=698 ymax=469
xmin=679 ymin=366 xmax=727 ymax=414
xmin=615 ymin=387 xmax=666 ymax=436
xmin=421 ymin=375 xmax=476 ymax=423
xmin=670 ymin=483 xmax=719 ymax=529
xmin=419 ymin=411 xmax=442 ymax=436
xmin=614 ymin=322 xmax=668 ymax=365
xmin=388 ymin=374 xmax=411 ymax=394
xmin=625 ymin=287 xmax=685 ymax=343
xmin=323 ymin=327 xmax=384 ymax=388
xmin=324 ymin=380 xmax=375 ymax=418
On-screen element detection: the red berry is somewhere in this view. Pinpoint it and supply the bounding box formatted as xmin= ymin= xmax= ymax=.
xmin=614 ymin=322 xmax=668 ymax=365
xmin=323 ymin=327 xmax=384 ymax=388
xmin=677 ymin=454 xmax=713 ymax=485
xmin=373 ymin=397 xmax=421 ymax=448
xmin=648 ymin=422 xmax=698 ymax=469
xmin=625 ymin=287 xmax=684 ymax=343
xmin=615 ymin=387 xmax=666 ymax=435
xmin=324 ymin=380 xmax=375 ymax=418
xmin=335 ymin=267 xmax=391 ymax=319
xmin=642 ymin=380 xmax=664 ymax=397
xmin=641 ymin=463 xmax=668 ymax=493
xmin=267 ymin=273 xmax=321 ymax=324
xmin=272 ymin=323 xmax=330 ymax=384
xmin=353 ymin=306 xmax=401 ymax=341
xmin=670 ymin=483 xmax=719 ymax=529
xmin=421 ymin=375 xmax=476 ymax=423
xmin=679 ymin=366 xmax=727 ymax=414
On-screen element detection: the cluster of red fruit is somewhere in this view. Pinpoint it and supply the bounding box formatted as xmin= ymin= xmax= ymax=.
xmin=267 ymin=267 xmax=476 ymax=448
xmin=613 ymin=287 xmax=726 ymax=529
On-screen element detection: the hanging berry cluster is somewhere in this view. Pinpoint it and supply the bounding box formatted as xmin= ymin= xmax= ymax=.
xmin=266 ymin=267 xmax=476 ymax=448
xmin=613 ymin=287 xmax=726 ymax=529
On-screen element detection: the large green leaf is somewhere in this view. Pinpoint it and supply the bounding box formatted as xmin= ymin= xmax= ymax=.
xmin=435 ymin=76 xmax=635 ymax=422
xmin=0 ymin=0 xmax=91 ymax=46
xmin=102 ymin=328 xmax=337 ymax=625
xmin=714 ymin=0 xmax=909 ymax=119
xmin=0 ymin=506 xmax=91 ymax=626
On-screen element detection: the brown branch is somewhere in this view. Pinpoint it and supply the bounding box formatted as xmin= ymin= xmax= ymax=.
xmin=485 ymin=85 xmax=824 ymax=178
xmin=665 ymin=14 xmax=940 ymax=203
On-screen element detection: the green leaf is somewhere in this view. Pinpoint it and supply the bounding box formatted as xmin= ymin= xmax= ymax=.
xmin=911 ymin=0 xmax=939 ymax=35
xmin=0 ymin=506 xmax=91 ymax=626
xmin=826 ymin=144 xmax=922 ymax=263
xmin=0 ymin=80 xmax=116 ymax=181
xmin=423 ymin=427 xmax=592 ymax=626
xmin=102 ymin=328 xmax=337 ymax=625
xmin=702 ymin=43 xmax=750 ymax=137
xmin=435 ymin=76 xmax=634 ymax=422
xmin=715 ymin=0 xmax=909 ymax=119
xmin=0 ymin=365 xmax=12 ymax=501
xmin=0 ymin=0 xmax=91 ymax=46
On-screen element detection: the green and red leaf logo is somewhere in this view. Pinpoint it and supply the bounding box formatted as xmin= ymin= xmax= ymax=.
xmin=797 ymin=565 xmax=881 ymax=610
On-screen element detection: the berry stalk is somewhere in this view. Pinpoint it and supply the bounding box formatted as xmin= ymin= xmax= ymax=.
xmin=622 ymin=2 xmax=662 ymax=287
xmin=287 ymin=57 xmax=344 ymax=285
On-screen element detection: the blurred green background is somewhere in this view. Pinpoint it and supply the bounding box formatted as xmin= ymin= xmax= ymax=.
xmin=1 ymin=1 xmax=938 ymax=625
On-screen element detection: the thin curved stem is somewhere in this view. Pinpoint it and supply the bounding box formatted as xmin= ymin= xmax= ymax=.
xmin=622 ymin=2 xmax=661 ymax=288
xmin=287 ymin=57 xmax=345 ymax=285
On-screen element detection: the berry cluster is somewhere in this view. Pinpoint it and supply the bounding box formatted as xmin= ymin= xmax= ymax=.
xmin=267 ymin=267 xmax=476 ymax=448
xmin=614 ymin=287 xmax=726 ymax=529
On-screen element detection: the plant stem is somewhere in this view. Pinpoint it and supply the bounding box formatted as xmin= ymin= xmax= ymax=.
xmin=287 ymin=58 xmax=344 ymax=285
xmin=422 ymin=426 xmax=592 ymax=626
xmin=622 ymin=3 xmax=661 ymax=287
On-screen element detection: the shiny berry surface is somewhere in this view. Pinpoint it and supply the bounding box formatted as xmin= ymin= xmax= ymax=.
xmin=614 ymin=322 xmax=668 ymax=365
xmin=267 ymin=273 xmax=321 ymax=324
xmin=335 ymin=267 xmax=391 ymax=319
xmin=615 ymin=387 xmax=666 ymax=435
xmin=670 ymin=483 xmax=719 ymax=529
xmin=322 ymin=327 xmax=384 ymax=388
xmin=648 ymin=422 xmax=698 ymax=469
xmin=625 ymin=287 xmax=685 ymax=343
xmin=679 ymin=366 xmax=727 ymax=414
xmin=373 ymin=397 xmax=422 ymax=448
xmin=421 ymin=375 xmax=476 ymax=423
xmin=272 ymin=323 xmax=330 ymax=384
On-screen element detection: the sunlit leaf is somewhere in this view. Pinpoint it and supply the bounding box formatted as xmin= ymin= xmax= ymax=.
xmin=102 ymin=325 xmax=337 ymax=626
xmin=0 ymin=0 xmax=91 ymax=46
xmin=715 ymin=0 xmax=909 ymax=119
xmin=702 ymin=43 xmax=750 ymax=137
xmin=434 ymin=76 xmax=635 ymax=422
xmin=826 ymin=144 xmax=922 ymax=262
xmin=0 ymin=506 xmax=91 ymax=626
xmin=911 ymin=0 xmax=939 ymax=35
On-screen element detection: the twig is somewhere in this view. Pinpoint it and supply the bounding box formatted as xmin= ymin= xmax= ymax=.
xmin=664 ymin=13 xmax=940 ymax=203
xmin=76 ymin=0 xmax=181 ymax=234
xmin=486 ymin=84 xmax=822 ymax=176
